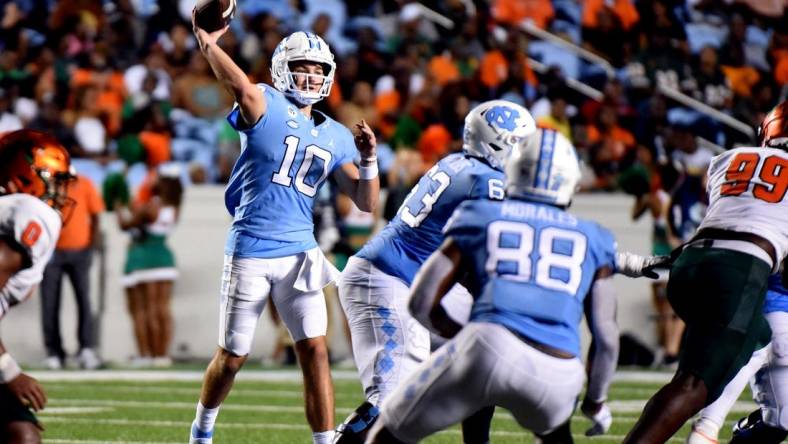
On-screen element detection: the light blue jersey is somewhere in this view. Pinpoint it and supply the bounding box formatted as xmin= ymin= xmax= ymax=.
xmin=224 ymin=84 xmax=357 ymax=258
xmin=444 ymin=199 xmax=617 ymax=356
xmin=356 ymin=153 xmax=505 ymax=285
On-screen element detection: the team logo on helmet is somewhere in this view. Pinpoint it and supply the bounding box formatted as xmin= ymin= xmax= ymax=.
xmin=463 ymin=100 xmax=536 ymax=171
xmin=485 ymin=106 xmax=520 ymax=132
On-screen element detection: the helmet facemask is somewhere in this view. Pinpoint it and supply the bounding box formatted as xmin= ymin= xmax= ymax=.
xmin=271 ymin=32 xmax=336 ymax=106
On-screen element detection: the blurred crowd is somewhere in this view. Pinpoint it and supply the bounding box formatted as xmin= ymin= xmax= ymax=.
xmin=3 ymin=0 xmax=786 ymax=367
xmin=0 ymin=0 xmax=785 ymax=198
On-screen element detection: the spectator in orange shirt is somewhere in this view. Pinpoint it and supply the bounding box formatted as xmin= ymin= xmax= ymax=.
xmin=492 ymin=0 xmax=554 ymax=29
xmin=40 ymin=174 xmax=105 ymax=370
xmin=586 ymin=104 xmax=636 ymax=189
xmin=582 ymin=0 xmax=639 ymax=31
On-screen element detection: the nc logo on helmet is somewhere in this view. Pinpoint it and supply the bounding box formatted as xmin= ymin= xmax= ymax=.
xmin=485 ymin=106 xmax=520 ymax=131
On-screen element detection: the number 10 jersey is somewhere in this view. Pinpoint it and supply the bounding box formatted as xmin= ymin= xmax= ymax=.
xmin=701 ymin=146 xmax=788 ymax=265
xmin=224 ymin=84 xmax=357 ymax=259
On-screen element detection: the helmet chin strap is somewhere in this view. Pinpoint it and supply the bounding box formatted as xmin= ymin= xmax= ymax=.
xmin=285 ymin=91 xmax=321 ymax=107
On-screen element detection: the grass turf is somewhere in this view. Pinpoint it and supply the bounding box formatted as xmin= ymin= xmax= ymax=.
xmin=35 ymin=370 xmax=752 ymax=443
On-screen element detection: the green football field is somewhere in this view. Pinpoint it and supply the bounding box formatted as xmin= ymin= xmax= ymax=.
xmin=32 ymin=368 xmax=753 ymax=443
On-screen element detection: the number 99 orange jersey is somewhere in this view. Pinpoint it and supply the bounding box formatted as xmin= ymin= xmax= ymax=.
xmin=702 ymin=146 xmax=788 ymax=269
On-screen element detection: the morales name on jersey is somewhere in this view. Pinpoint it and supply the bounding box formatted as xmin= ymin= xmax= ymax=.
xmin=444 ymin=198 xmax=617 ymax=357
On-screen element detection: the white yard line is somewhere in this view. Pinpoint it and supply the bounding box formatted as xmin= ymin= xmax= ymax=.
xmin=32 ymin=369 xmax=675 ymax=383
xmin=608 ymin=399 xmax=758 ymax=413
xmin=45 ymin=396 xmax=758 ymax=418
xmin=43 ymin=383 xmax=364 ymax=399
xmin=29 ymin=369 xmax=360 ymax=382
xmin=41 ymin=416 xmax=687 ymax=442
xmin=45 ymin=398 xmax=351 ymax=414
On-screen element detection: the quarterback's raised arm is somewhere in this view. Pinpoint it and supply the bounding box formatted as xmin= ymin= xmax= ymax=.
xmin=334 ymin=119 xmax=380 ymax=212
xmin=192 ymin=10 xmax=265 ymax=127
xmin=409 ymin=238 xmax=464 ymax=338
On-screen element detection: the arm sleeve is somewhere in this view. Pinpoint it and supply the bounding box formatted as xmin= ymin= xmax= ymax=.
xmin=226 ymin=84 xmax=269 ymax=133
xmin=331 ymin=127 xmax=358 ymax=172
xmin=468 ymin=172 xmax=505 ymax=201
xmin=443 ymin=200 xmax=481 ymax=240
xmin=585 ymin=276 xmax=619 ymax=403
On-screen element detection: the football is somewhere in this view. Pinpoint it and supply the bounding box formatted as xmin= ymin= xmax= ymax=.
xmin=194 ymin=0 xmax=236 ymax=33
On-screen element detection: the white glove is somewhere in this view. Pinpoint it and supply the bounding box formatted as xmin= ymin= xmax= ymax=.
xmin=615 ymin=251 xmax=671 ymax=279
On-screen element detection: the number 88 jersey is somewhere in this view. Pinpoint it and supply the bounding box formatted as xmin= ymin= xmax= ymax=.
xmin=701 ymin=147 xmax=788 ymax=265
xmin=444 ymin=198 xmax=617 ymax=357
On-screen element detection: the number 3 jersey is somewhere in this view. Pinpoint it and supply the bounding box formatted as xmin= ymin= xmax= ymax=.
xmin=444 ymin=198 xmax=617 ymax=357
xmin=701 ymin=147 xmax=788 ymax=266
xmin=356 ymin=153 xmax=505 ymax=285
xmin=224 ymin=84 xmax=357 ymax=259
xmin=0 ymin=194 xmax=61 ymax=319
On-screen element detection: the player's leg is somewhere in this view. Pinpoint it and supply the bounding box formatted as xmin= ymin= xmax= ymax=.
xmin=336 ymin=258 xmax=430 ymax=442
xmin=191 ymin=256 xmax=272 ymax=443
xmin=687 ymin=343 xmax=769 ymax=444
xmin=339 ymin=257 xmax=430 ymax=404
xmin=39 ymin=251 xmax=65 ymax=366
xmin=272 ymin=250 xmax=337 ymax=443
xmin=439 ymin=285 xmax=497 ymax=444
xmin=4 ymin=421 xmax=41 ymax=444
xmin=461 ymin=406 xmax=495 ymax=444
xmin=624 ymin=247 xmax=771 ymax=443
xmin=369 ymin=323 xmax=497 ymax=443
xmin=1 ymin=384 xmax=43 ymax=444
xmin=730 ymin=311 xmax=788 ymax=443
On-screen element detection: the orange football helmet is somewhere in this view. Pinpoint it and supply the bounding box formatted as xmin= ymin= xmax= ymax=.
xmin=759 ymin=100 xmax=788 ymax=149
xmin=0 ymin=129 xmax=76 ymax=212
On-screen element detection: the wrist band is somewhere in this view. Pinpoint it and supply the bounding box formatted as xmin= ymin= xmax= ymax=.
xmin=361 ymin=155 xmax=377 ymax=164
xmin=0 ymin=353 xmax=21 ymax=383
xmin=359 ymin=163 xmax=378 ymax=180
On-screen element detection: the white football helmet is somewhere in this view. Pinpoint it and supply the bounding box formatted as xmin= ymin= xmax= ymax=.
xmin=271 ymin=31 xmax=336 ymax=106
xmin=463 ymin=100 xmax=536 ymax=170
xmin=505 ymin=128 xmax=581 ymax=206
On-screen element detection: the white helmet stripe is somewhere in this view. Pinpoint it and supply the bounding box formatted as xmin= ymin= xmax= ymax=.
xmin=533 ymin=129 xmax=556 ymax=190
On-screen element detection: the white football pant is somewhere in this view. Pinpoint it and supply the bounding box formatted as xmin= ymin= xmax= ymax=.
xmin=374 ymin=322 xmax=585 ymax=443
xmin=339 ymin=257 xmax=430 ymax=404
xmin=218 ymin=248 xmax=338 ymax=356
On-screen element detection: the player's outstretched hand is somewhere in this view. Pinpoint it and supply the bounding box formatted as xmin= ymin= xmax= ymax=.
xmin=616 ymin=251 xmax=672 ymax=279
xmin=8 ymin=373 xmax=47 ymax=412
xmin=192 ymin=8 xmax=229 ymax=50
xmin=353 ymin=119 xmax=377 ymax=159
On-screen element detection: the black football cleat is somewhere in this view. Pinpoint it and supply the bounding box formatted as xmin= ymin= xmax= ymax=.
xmin=730 ymin=409 xmax=788 ymax=444
xmin=334 ymin=401 xmax=380 ymax=444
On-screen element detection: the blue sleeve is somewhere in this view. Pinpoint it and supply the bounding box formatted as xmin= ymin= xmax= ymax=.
xmin=226 ymin=84 xmax=270 ymax=133
xmin=468 ymin=171 xmax=505 ymax=201
xmin=331 ymin=126 xmax=357 ymax=172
